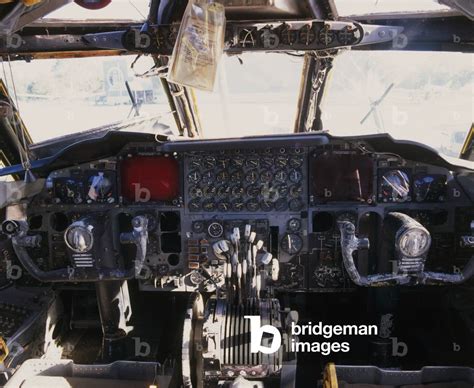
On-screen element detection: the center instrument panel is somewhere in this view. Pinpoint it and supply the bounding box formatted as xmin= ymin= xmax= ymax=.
xmin=24 ymin=135 xmax=474 ymax=291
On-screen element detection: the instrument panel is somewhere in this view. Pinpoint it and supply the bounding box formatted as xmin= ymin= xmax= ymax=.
xmin=184 ymin=147 xmax=307 ymax=213
xmin=23 ymin=137 xmax=473 ymax=292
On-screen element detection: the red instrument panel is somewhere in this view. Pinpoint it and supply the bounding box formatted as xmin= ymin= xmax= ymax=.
xmin=121 ymin=156 xmax=180 ymax=202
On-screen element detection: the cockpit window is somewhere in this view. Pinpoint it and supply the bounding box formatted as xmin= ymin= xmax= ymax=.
xmin=195 ymin=53 xmax=304 ymax=138
xmin=335 ymin=0 xmax=451 ymax=16
xmin=321 ymin=50 xmax=473 ymax=158
xmin=9 ymin=56 xmax=177 ymax=142
xmin=44 ymin=0 xmax=149 ymax=20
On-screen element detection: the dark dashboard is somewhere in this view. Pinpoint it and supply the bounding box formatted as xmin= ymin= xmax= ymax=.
xmin=4 ymin=132 xmax=474 ymax=292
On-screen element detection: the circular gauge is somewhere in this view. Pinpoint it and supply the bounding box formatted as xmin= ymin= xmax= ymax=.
xmin=143 ymin=214 xmax=158 ymax=232
xmin=54 ymin=178 xmax=83 ymax=204
xmin=281 ymin=25 xmax=298 ymax=45
xmin=288 ymin=218 xmax=301 ymax=232
xmin=260 ymin=200 xmax=273 ymax=212
xmin=217 ymin=158 xmax=229 ymax=169
xmin=246 ymin=199 xmax=260 ymax=212
xmin=87 ymin=173 xmax=113 ymax=202
xmin=232 ymin=157 xmax=245 ymax=168
xmin=232 ymin=186 xmax=244 ymax=197
xmin=275 ymin=170 xmax=288 ymax=183
xmin=189 ymin=186 xmax=203 ymax=199
xmin=336 ymin=211 xmax=357 ymax=225
xmin=414 ymin=175 xmax=447 ymax=202
xmin=208 ymin=222 xmax=224 ymax=238
xmin=189 ymin=159 xmax=201 ymax=169
xmin=231 ymin=170 xmax=244 ymax=182
xmin=379 ymin=170 xmax=411 ymax=203
xmin=262 ymin=157 xmax=274 ymax=168
xmin=246 ymin=157 xmax=259 ymax=169
xmin=202 ymin=170 xmax=215 ymax=185
xmin=289 ymin=169 xmax=302 ymax=183
xmin=246 ymin=185 xmax=261 ymax=198
xmin=299 ymin=24 xmax=316 ymax=45
xmin=289 ymin=198 xmax=303 ymax=212
xmin=188 ymin=199 xmax=201 ymax=212
xmin=281 ymin=233 xmax=303 ymax=255
xmin=216 ymin=170 xmax=229 ymax=183
xmin=203 ymin=186 xmax=217 ymax=198
xmin=275 ymin=155 xmax=288 ymax=168
xmin=337 ymin=26 xmax=357 ymax=45
xmin=203 ymin=156 xmax=216 ymax=169
xmin=217 ymin=186 xmax=231 ymax=198
xmin=245 ymin=170 xmax=259 ymax=184
xmin=274 ymin=198 xmax=288 ymax=211
xmin=218 ymin=201 xmax=231 ymax=212
xmin=289 ymin=185 xmax=302 ymax=198
xmin=202 ymin=200 xmax=216 ymax=212
xmin=260 ymin=170 xmax=273 ymax=183
xmin=232 ymin=200 xmax=245 ymax=212
xmin=192 ymin=221 xmax=205 ymax=233
xmin=319 ymin=27 xmax=334 ymax=46
xmin=278 ymin=184 xmax=289 ymax=197
xmin=187 ymin=170 xmax=201 ymax=184
xmin=289 ymin=156 xmax=303 ymax=168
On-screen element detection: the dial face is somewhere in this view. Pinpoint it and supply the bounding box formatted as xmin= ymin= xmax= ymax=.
xmin=245 ymin=170 xmax=259 ymax=184
xmin=260 ymin=200 xmax=273 ymax=212
xmin=260 ymin=170 xmax=273 ymax=183
xmin=289 ymin=185 xmax=302 ymax=198
xmin=87 ymin=173 xmax=113 ymax=203
xmin=246 ymin=157 xmax=259 ymax=169
xmin=413 ymin=174 xmax=447 ymax=202
xmin=203 ymin=185 xmax=217 ymax=198
xmin=218 ymin=201 xmax=231 ymax=212
xmin=192 ymin=221 xmax=205 ymax=233
xmin=299 ymin=24 xmax=316 ymax=45
xmin=189 ymin=186 xmax=203 ymax=199
xmin=54 ymin=178 xmax=83 ymax=204
xmin=319 ymin=27 xmax=334 ymax=46
xmin=274 ymin=198 xmax=288 ymax=211
xmin=262 ymin=157 xmax=274 ymax=168
xmin=289 ymin=198 xmax=303 ymax=212
xmin=208 ymin=222 xmax=224 ymax=238
xmin=232 ymin=199 xmax=245 ymax=212
xmin=275 ymin=170 xmax=288 ymax=183
xmin=203 ymin=156 xmax=216 ymax=168
xmin=278 ymin=184 xmax=289 ymax=197
xmin=289 ymin=156 xmax=303 ymax=168
xmin=202 ymin=199 xmax=216 ymax=212
xmin=337 ymin=27 xmax=357 ymax=45
xmin=275 ymin=156 xmax=288 ymax=168
xmin=281 ymin=233 xmax=303 ymax=255
xmin=246 ymin=199 xmax=260 ymax=212
xmin=281 ymin=26 xmax=298 ymax=45
xmin=188 ymin=170 xmax=201 ymax=184
xmin=288 ymin=218 xmax=301 ymax=232
xmin=188 ymin=199 xmax=201 ymax=212
xmin=217 ymin=158 xmax=230 ymax=169
xmin=246 ymin=185 xmax=261 ymax=198
xmin=216 ymin=170 xmax=229 ymax=183
xmin=232 ymin=186 xmax=244 ymax=197
xmin=379 ymin=170 xmax=411 ymax=203
xmin=217 ymin=185 xmax=231 ymax=198
xmin=202 ymin=171 xmax=215 ymax=185
xmin=231 ymin=170 xmax=244 ymax=182
xmin=289 ymin=169 xmax=302 ymax=183
xmin=232 ymin=157 xmax=245 ymax=168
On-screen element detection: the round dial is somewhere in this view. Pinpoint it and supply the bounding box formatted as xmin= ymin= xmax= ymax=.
xmin=217 ymin=185 xmax=231 ymax=198
xmin=188 ymin=199 xmax=201 ymax=212
xmin=289 ymin=169 xmax=302 ymax=183
xmin=246 ymin=157 xmax=259 ymax=169
xmin=281 ymin=25 xmax=298 ymax=45
xmin=260 ymin=200 xmax=273 ymax=212
xmin=299 ymin=24 xmax=316 ymax=45
xmin=189 ymin=186 xmax=203 ymax=199
xmin=281 ymin=233 xmax=303 ymax=255
xmin=87 ymin=173 xmax=113 ymax=203
xmin=192 ymin=221 xmax=205 ymax=233
xmin=232 ymin=157 xmax=245 ymax=168
xmin=231 ymin=170 xmax=244 ymax=182
xmin=288 ymin=218 xmax=301 ymax=232
xmin=202 ymin=200 xmax=216 ymax=212
xmin=246 ymin=199 xmax=260 ymax=212
xmin=274 ymin=198 xmax=288 ymax=211
xmin=337 ymin=26 xmax=357 ymax=45
xmin=216 ymin=170 xmax=229 ymax=183
xmin=379 ymin=170 xmax=411 ymax=203
xmin=261 ymin=157 xmax=274 ymax=168
xmin=203 ymin=186 xmax=217 ymax=198
xmin=188 ymin=170 xmax=201 ymax=184
xmin=246 ymin=185 xmax=261 ymax=198
xmin=275 ymin=156 xmax=288 ymax=168
xmin=275 ymin=170 xmax=288 ymax=183
xmin=203 ymin=156 xmax=216 ymax=168
xmin=319 ymin=27 xmax=334 ymax=46
xmin=245 ymin=170 xmax=259 ymax=184
xmin=202 ymin=171 xmax=215 ymax=185
xmin=278 ymin=184 xmax=289 ymax=197
xmin=232 ymin=186 xmax=244 ymax=197
xmin=260 ymin=170 xmax=273 ymax=183
xmin=289 ymin=198 xmax=303 ymax=212
xmin=289 ymin=156 xmax=303 ymax=168
xmin=289 ymin=185 xmax=302 ymax=198
xmin=54 ymin=178 xmax=83 ymax=204
xmin=218 ymin=201 xmax=231 ymax=212
xmin=208 ymin=222 xmax=224 ymax=238
xmin=232 ymin=200 xmax=245 ymax=212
